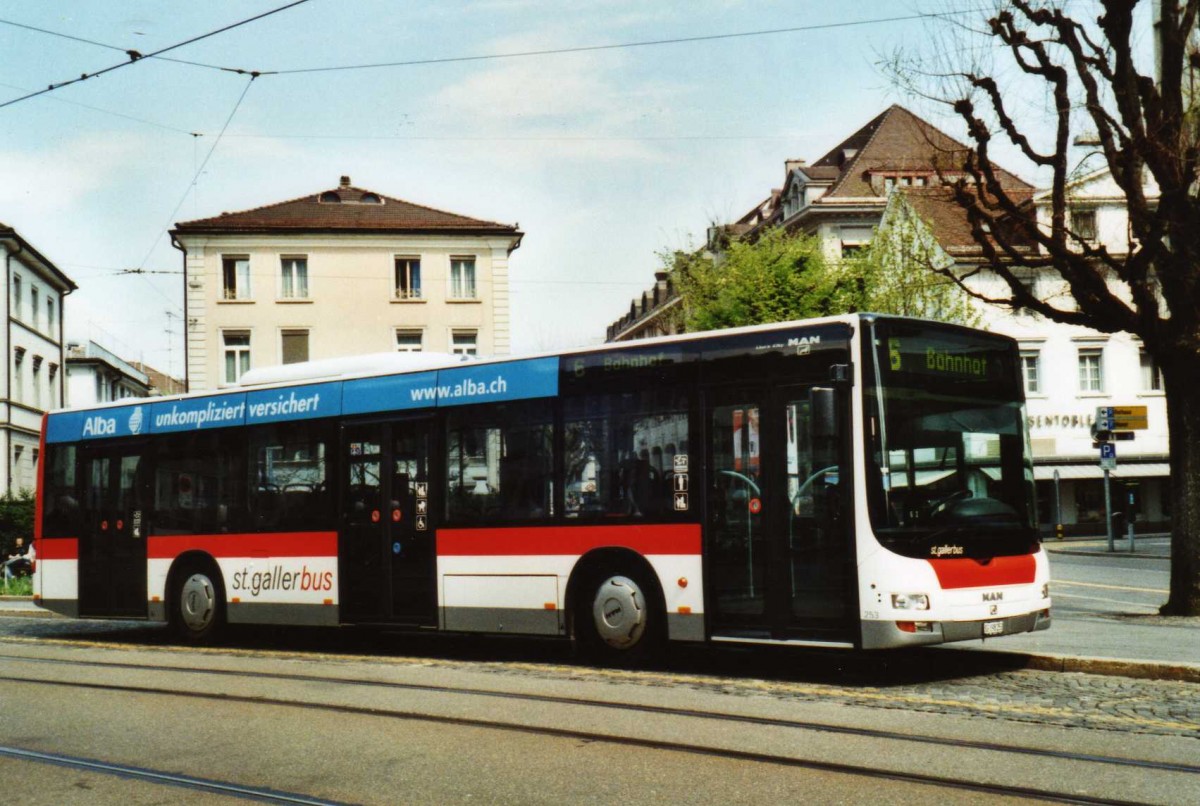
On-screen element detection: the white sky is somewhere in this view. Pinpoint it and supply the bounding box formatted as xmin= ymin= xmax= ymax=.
xmin=0 ymin=0 xmax=1069 ymax=377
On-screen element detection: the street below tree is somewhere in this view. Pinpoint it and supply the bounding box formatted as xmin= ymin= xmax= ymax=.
xmin=0 ymin=596 xmax=1196 ymax=805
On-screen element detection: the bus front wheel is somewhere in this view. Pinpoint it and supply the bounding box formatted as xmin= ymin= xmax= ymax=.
xmin=575 ymin=564 xmax=662 ymax=664
xmin=170 ymin=563 xmax=225 ymax=644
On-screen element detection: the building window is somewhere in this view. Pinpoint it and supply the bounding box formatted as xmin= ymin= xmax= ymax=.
xmin=11 ymin=275 xmax=20 ymax=320
xmin=47 ymin=298 xmax=55 ymax=333
xmin=1072 ymin=209 xmax=1097 ymax=243
xmin=451 ymin=330 xmax=478 ymax=356
xmin=280 ymin=256 xmax=308 ymax=299
xmin=395 ymin=329 xmax=423 ymax=353
xmin=1078 ymin=349 xmax=1103 ymax=393
xmin=395 ymin=257 xmax=421 ymax=299
xmin=281 ymin=330 xmax=309 ymax=365
xmin=31 ymin=286 xmax=39 ymax=329
xmin=450 ymin=257 xmax=476 ymax=299
xmin=1140 ymin=350 xmax=1164 ymax=392
xmin=32 ymin=355 xmax=42 ymax=408
xmin=223 ymin=332 xmax=251 ymax=383
xmin=1021 ymin=352 xmax=1040 ymax=394
xmin=48 ymin=363 xmax=58 ymax=408
xmin=13 ymin=347 xmax=24 ymax=401
xmin=222 ymin=256 xmax=251 ymax=300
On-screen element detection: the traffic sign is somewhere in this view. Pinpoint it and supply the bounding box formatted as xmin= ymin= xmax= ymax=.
xmin=1099 ymin=442 xmax=1117 ymax=470
xmin=1095 ymin=405 xmax=1148 ymax=431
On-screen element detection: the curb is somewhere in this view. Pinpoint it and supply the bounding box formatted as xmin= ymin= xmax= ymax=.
xmin=947 ymin=647 xmax=1200 ymax=684
xmin=1045 ymin=548 xmax=1169 ymax=559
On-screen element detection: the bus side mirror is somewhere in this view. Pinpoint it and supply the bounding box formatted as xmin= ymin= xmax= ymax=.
xmin=811 ymin=387 xmax=837 ymax=440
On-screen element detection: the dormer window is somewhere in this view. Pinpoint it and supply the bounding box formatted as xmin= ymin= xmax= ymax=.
xmin=361 ymin=192 xmax=382 ymax=204
xmin=319 ymin=191 xmax=342 ymax=203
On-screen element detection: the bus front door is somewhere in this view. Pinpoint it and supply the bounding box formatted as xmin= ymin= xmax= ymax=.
xmin=340 ymin=420 xmax=436 ymax=625
xmin=707 ymin=384 xmax=853 ymax=643
xmin=78 ymin=444 xmax=148 ymax=618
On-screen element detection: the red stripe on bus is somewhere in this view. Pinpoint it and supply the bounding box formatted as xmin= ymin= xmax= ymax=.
xmin=146 ymin=532 xmax=338 ymax=559
xmin=37 ymin=538 xmax=79 ymax=560
xmin=928 ymin=554 xmax=1037 ymax=589
xmin=437 ymin=524 xmax=702 ymax=557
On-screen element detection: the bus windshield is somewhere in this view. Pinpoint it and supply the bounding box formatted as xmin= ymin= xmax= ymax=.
xmin=864 ymin=319 xmax=1037 ymax=558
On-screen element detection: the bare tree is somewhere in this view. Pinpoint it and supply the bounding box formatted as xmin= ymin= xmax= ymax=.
xmin=905 ymin=1 xmax=1198 ymax=614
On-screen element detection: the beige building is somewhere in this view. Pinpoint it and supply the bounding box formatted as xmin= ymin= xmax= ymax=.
xmin=2 ymin=222 xmax=75 ymax=493
xmin=171 ymin=177 xmax=522 ymax=391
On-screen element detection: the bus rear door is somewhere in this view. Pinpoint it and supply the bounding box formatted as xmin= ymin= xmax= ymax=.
xmin=340 ymin=419 xmax=436 ymax=625
xmin=77 ymin=443 xmax=148 ymax=618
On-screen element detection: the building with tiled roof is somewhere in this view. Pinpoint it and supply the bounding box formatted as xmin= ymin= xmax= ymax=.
xmin=1 ymin=222 xmax=76 ymax=493
xmin=606 ymin=105 xmax=1030 ymax=342
xmin=171 ymin=177 xmax=523 ymax=391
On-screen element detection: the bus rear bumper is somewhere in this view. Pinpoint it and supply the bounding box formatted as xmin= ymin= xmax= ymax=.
xmin=861 ymin=609 xmax=1051 ymax=649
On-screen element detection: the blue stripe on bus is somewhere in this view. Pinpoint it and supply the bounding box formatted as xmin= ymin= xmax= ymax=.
xmin=246 ymin=382 xmax=342 ymax=424
xmin=44 ymin=357 xmax=561 ymax=443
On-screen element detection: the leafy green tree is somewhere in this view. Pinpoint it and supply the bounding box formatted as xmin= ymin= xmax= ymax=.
xmin=849 ymin=201 xmax=982 ymax=327
xmin=0 ymin=490 xmax=35 ymax=557
xmin=664 ymin=224 xmax=980 ymax=332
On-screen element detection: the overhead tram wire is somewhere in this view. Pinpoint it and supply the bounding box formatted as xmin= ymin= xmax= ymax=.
xmin=266 ymin=10 xmax=988 ymax=75
xmin=0 ymin=17 xmax=234 ymax=73
xmin=0 ymin=0 xmax=309 ymax=112
xmin=135 ymin=75 xmax=258 ymax=293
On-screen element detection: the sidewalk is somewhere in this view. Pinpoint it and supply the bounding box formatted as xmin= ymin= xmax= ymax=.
xmin=1043 ymin=533 xmax=1171 ymax=559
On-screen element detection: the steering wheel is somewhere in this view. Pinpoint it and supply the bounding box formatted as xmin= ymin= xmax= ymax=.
xmin=928 ymin=488 xmax=972 ymax=518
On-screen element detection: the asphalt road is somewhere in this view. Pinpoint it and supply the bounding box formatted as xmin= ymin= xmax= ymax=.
xmin=1 ymin=615 xmax=1197 ymax=804
xmin=1048 ymin=541 xmax=1171 ymax=616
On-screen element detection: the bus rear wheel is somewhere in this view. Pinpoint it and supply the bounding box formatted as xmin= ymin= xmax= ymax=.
xmin=575 ymin=565 xmax=662 ymax=665
xmin=170 ymin=564 xmax=225 ymax=644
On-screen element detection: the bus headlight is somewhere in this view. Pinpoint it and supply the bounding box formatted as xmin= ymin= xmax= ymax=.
xmin=891 ymin=593 xmax=930 ymax=611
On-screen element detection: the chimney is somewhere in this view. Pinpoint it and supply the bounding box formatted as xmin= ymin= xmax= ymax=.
xmin=339 ymin=175 xmax=351 ymax=188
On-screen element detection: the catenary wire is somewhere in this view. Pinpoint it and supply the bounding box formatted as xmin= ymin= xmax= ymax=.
xmin=0 ymin=0 xmax=309 ymax=112
xmin=135 ymin=76 xmax=258 ymax=288
xmin=266 ymin=10 xmax=992 ymax=75
xmin=0 ymin=16 xmax=240 ymax=73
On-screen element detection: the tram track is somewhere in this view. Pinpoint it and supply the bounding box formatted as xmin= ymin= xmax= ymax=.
xmin=2 ymin=650 xmax=1195 ymax=804
xmin=0 ymin=744 xmax=351 ymax=805
xmin=2 ymin=650 xmax=1197 ymax=776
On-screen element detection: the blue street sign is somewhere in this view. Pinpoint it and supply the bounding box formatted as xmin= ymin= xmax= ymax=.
xmin=1100 ymin=443 xmax=1116 ymax=460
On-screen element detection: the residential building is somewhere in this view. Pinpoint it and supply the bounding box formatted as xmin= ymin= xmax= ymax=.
xmin=879 ymin=167 xmax=1169 ymax=535
xmin=65 ymin=341 xmax=152 ymax=406
xmin=607 ymin=105 xmax=1031 ymax=342
xmin=1 ymin=223 xmax=76 ymax=493
xmin=171 ymin=176 xmax=522 ymax=391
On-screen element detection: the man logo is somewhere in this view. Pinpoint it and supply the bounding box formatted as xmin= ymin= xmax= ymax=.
xmin=982 ymin=591 xmax=1003 ymax=602
xmin=787 ymin=335 xmax=820 ymax=356
xmin=128 ymin=406 xmax=145 ymax=435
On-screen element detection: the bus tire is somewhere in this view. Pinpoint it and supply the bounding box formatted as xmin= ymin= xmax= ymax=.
xmin=574 ymin=562 xmax=663 ymax=665
xmin=169 ymin=561 xmax=226 ymax=644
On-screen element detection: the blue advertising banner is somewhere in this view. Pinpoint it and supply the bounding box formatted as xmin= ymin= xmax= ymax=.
xmin=246 ymin=382 xmax=342 ymax=425
xmin=45 ymin=403 xmax=148 ymax=443
xmin=435 ymin=357 xmax=558 ymax=407
xmin=342 ymin=370 xmax=439 ymax=416
xmin=148 ymin=393 xmax=247 ymax=434
xmin=45 ymin=356 xmax=562 ymax=443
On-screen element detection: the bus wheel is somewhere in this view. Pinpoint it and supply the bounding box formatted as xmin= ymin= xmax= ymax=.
xmin=576 ymin=566 xmax=662 ymax=664
xmin=171 ymin=564 xmax=225 ymax=643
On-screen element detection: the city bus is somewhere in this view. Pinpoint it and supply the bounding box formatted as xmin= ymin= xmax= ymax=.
xmin=34 ymin=313 xmax=1050 ymax=660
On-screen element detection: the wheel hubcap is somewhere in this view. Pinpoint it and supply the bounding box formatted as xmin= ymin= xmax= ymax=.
xmin=592 ymin=575 xmax=646 ymax=649
xmin=180 ymin=573 xmax=216 ymax=631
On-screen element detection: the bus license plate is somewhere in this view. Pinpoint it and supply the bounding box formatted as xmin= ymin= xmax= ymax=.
xmin=983 ymin=620 xmax=1004 ymax=636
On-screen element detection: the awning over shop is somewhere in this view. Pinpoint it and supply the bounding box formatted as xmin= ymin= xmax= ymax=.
xmin=1033 ymin=462 xmax=1170 ymax=481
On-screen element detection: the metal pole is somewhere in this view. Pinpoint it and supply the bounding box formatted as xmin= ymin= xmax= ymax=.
xmin=1053 ymin=468 xmax=1062 ymax=539
xmin=1127 ymin=489 xmax=1136 ymax=554
xmin=1104 ymin=468 xmax=1114 ymax=552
